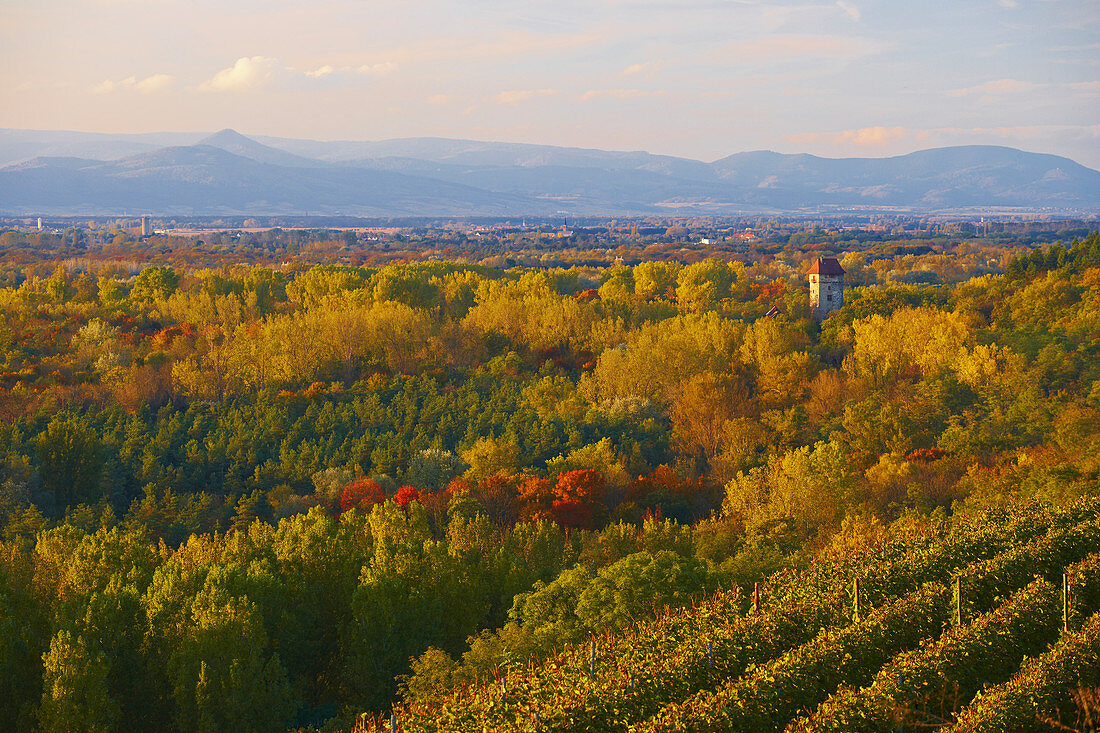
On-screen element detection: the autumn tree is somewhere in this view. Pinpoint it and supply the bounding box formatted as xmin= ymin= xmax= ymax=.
xmin=340 ymin=478 xmax=386 ymax=514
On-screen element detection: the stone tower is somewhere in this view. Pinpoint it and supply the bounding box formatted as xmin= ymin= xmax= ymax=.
xmin=808 ymin=257 xmax=845 ymax=320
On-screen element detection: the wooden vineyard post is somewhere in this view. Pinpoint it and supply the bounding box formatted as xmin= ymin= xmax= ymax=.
xmin=501 ymin=671 xmax=507 ymax=702
xmin=1063 ymin=572 xmax=1071 ymax=634
xmin=853 ymin=578 xmax=862 ymax=622
xmin=897 ymin=673 xmax=905 ymax=733
xmin=753 ymin=582 xmax=760 ymax=614
xmin=707 ymin=640 xmax=714 ymax=669
xmin=390 ymin=713 xmax=397 ymax=733
xmin=954 ymin=576 xmax=962 ymax=626
xmin=590 ymin=640 xmax=596 ymax=681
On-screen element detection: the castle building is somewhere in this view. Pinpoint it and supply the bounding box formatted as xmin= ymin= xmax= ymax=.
xmin=808 ymin=257 xmax=845 ymax=320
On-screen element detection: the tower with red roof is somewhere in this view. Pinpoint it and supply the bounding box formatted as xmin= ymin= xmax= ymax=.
xmin=808 ymin=257 xmax=846 ymax=320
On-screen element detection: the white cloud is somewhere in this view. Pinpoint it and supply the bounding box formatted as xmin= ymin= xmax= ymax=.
xmin=836 ymin=1 xmax=861 ymax=21
xmin=356 ymin=62 xmax=397 ymax=76
xmin=425 ymin=94 xmax=454 ymax=105
xmin=782 ymin=124 xmax=1100 ymax=153
xmin=836 ymin=126 xmax=912 ymax=145
xmin=947 ymin=78 xmax=1043 ymax=96
xmin=198 ymin=56 xmax=279 ymax=92
xmin=133 ymin=73 xmax=173 ymax=93
xmin=580 ymin=88 xmax=667 ymax=101
xmin=91 ymin=73 xmax=173 ymax=94
xmin=621 ymin=60 xmax=666 ymax=77
xmin=495 ymin=88 xmax=557 ymax=106
xmin=784 ymin=125 xmax=917 ymax=146
xmin=998 ymin=0 xmax=1019 ymax=8
xmin=196 ymin=58 xmax=394 ymax=91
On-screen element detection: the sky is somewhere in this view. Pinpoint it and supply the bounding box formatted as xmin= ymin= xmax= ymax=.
xmin=1 ymin=0 xmax=1098 ymax=167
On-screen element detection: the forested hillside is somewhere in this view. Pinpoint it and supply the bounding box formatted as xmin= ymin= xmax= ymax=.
xmin=0 ymin=228 xmax=1097 ymax=731
xmin=3 ymin=130 xmax=1098 ymax=215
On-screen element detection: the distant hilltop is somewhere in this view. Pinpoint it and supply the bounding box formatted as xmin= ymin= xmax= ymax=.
xmin=1 ymin=128 xmax=1097 ymax=216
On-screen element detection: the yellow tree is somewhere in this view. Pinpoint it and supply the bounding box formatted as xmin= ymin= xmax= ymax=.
xmin=633 ymin=261 xmax=680 ymax=301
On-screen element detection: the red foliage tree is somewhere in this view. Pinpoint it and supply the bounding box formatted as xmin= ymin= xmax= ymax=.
xmin=906 ymin=447 xmax=948 ymax=463
xmin=628 ymin=466 xmax=698 ymax=502
xmin=550 ymin=498 xmax=593 ymax=530
xmin=755 ymin=279 xmax=788 ymax=303
xmin=625 ymin=466 xmax=712 ymax=523
xmin=550 ymin=469 xmax=606 ymax=530
xmin=393 ymin=485 xmax=421 ymax=509
xmin=554 ymin=469 xmax=605 ymax=504
xmin=517 ymin=476 xmax=555 ymax=523
xmin=445 ymin=476 xmax=472 ymax=496
xmin=573 ymin=288 xmax=599 ymax=302
xmin=339 ymin=478 xmax=385 ymax=514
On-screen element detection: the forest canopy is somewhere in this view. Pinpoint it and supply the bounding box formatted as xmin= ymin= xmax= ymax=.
xmin=0 ymin=225 xmax=1098 ymax=731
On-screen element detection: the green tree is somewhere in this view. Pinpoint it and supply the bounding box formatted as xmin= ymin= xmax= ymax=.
xmin=574 ymin=550 xmax=710 ymax=631
xmin=0 ymin=542 xmax=48 ymax=728
xmin=343 ymin=502 xmax=482 ymax=710
xmin=166 ymin=581 xmax=295 ymax=733
xmin=407 ymin=449 xmax=464 ymax=492
xmin=38 ymin=630 xmax=119 ymax=733
xmin=129 ymin=266 xmax=180 ymax=306
xmin=508 ymin=564 xmax=593 ymax=647
xmin=97 ymin=277 xmax=125 ymax=308
xmin=36 ymin=415 xmax=104 ymax=514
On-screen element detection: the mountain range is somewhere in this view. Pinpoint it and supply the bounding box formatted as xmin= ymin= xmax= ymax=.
xmin=1 ymin=128 xmax=1097 ymax=216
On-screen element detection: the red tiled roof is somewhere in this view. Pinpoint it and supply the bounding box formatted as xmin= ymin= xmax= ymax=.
xmin=808 ymin=257 xmax=845 ymax=275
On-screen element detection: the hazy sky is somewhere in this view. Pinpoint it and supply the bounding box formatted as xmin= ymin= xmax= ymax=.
xmin=2 ymin=0 xmax=1098 ymax=166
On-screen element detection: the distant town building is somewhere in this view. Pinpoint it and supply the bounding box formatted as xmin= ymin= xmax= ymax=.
xmin=37 ymin=218 xmax=42 ymax=231
xmin=808 ymin=257 xmax=845 ymax=320
xmin=141 ymin=217 xmax=150 ymax=237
